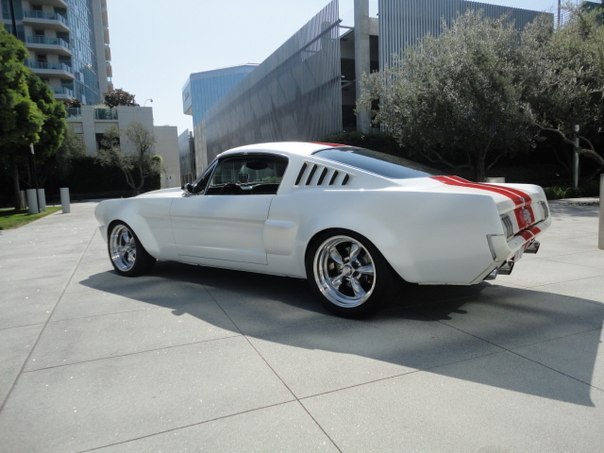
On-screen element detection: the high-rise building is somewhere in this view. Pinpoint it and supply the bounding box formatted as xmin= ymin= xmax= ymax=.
xmin=1 ymin=0 xmax=113 ymax=104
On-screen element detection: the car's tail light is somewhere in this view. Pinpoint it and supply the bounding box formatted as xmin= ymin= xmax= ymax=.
xmin=501 ymin=214 xmax=514 ymax=239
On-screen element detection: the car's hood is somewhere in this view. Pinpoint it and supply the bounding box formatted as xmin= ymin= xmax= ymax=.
xmin=135 ymin=187 xmax=184 ymax=198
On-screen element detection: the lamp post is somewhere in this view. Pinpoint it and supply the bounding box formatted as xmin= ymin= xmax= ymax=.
xmin=573 ymin=124 xmax=580 ymax=190
xmin=143 ymin=98 xmax=153 ymax=106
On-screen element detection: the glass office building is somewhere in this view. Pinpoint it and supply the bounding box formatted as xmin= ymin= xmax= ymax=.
xmin=197 ymin=0 xmax=342 ymax=164
xmin=182 ymin=65 xmax=257 ymax=167
xmin=1 ymin=0 xmax=112 ymax=104
xmin=185 ymin=0 xmax=550 ymax=169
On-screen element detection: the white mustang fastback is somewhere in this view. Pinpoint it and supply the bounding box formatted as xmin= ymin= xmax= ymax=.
xmin=95 ymin=142 xmax=550 ymax=316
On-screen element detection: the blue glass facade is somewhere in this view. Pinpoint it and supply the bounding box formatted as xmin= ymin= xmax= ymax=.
xmin=1 ymin=0 xmax=105 ymax=105
xmin=66 ymin=0 xmax=101 ymax=104
xmin=183 ymin=65 xmax=256 ymax=127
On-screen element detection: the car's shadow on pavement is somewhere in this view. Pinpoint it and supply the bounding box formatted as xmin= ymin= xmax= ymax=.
xmin=81 ymin=261 xmax=604 ymax=407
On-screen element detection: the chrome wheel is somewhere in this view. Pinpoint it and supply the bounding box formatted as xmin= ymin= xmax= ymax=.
xmin=109 ymin=223 xmax=137 ymax=272
xmin=313 ymin=235 xmax=376 ymax=308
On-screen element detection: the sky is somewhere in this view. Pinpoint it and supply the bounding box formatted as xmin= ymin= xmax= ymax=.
xmin=106 ymin=0 xmax=569 ymax=136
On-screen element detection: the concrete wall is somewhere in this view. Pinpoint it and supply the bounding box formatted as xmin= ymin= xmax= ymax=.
xmin=154 ymin=126 xmax=180 ymax=188
xmin=67 ymin=105 xmax=180 ymax=188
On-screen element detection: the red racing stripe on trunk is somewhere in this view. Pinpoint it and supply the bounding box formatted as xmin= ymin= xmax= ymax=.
xmin=432 ymin=175 xmax=529 ymax=207
xmin=520 ymin=226 xmax=541 ymax=242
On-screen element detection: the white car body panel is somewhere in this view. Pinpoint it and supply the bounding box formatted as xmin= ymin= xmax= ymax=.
xmin=95 ymin=142 xmax=551 ymax=285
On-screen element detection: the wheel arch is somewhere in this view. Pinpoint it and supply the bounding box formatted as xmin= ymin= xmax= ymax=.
xmin=303 ymin=226 xmax=403 ymax=282
xmin=105 ymin=211 xmax=160 ymax=259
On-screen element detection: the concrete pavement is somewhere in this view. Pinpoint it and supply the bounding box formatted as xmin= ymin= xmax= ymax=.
xmin=0 ymin=200 xmax=602 ymax=452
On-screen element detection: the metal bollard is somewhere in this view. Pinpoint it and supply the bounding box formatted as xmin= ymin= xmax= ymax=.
xmin=599 ymin=174 xmax=603 ymax=250
xmin=26 ymin=189 xmax=39 ymax=214
xmin=37 ymin=188 xmax=46 ymax=211
xmin=60 ymin=187 xmax=71 ymax=214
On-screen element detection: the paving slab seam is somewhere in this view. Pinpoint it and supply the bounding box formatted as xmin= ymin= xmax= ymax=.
xmin=45 ymin=297 xmax=219 ymax=324
xmin=293 ymin=351 xmax=504 ymax=403
xmin=77 ymin=400 xmax=301 ymax=453
xmin=0 ymin=321 xmax=45 ymax=333
xmin=525 ymin=256 xmax=604 ymax=271
xmin=0 ymin=228 xmax=98 ymax=413
xmin=46 ymin=306 xmax=162 ymax=324
xmin=501 ymin=277 xmax=604 ymax=299
xmin=437 ymin=319 xmax=603 ymax=392
xmin=203 ymin=289 xmax=344 ymax=453
xmin=22 ymin=332 xmax=244 ymax=373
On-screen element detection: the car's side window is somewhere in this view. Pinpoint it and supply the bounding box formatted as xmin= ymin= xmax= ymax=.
xmin=206 ymin=155 xmax=288 ymax=195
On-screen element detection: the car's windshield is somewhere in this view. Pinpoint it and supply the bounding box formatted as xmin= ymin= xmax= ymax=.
xmin=313 ymin=147 xmax=434 ymax=179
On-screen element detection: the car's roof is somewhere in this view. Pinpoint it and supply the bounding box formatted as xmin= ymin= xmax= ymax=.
xmin=220 ymin=141 xmax=343 ymax=158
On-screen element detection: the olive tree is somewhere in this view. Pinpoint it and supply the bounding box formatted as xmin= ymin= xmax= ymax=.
xmin=359 ymin=11 xmax=535 ymax=181
xmin=104 ymin=88 xmax=138 ymax=108
xmin=96 ymin=122 xmax=159 ymax=195
xmin=522 ymin=7 xmax=604 ymax=176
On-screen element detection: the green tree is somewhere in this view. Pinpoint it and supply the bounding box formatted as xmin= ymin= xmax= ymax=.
xmin=96 ymin=122 xmax=159 ymax=195
xmin=40 ymin=127 xmax=85 ymax=187
xmin=104 ymin=88 xmax=138 ymax=108
xmin=522 ymin=7 xmax=604 ymax=176
xmin=26 ymin=71 xmax=67 ymax=181
xmin=358 ymin=11 xmax=535 ymax=181
xmin=0 ymin=28 xmax=45 ymax=208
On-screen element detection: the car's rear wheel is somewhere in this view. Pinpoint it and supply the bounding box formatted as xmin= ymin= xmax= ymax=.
xmin=306 ymin=230 xmax=393 ymax=317
xmin=108 ymin=222 xmax=155 ymax=276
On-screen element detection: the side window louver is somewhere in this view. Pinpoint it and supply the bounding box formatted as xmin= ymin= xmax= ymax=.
xmin=294 ymin=162 xmax=351 ymax=187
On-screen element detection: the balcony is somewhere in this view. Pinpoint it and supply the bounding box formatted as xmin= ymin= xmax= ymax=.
xmin=52 ymin=86 xmax=74 ymax=100
xmin=22 ymin=10 xmax=70 ymax=32
xmin=26 ymin=60 xmax=74 ymax=80
xmin=29 ymin=0 xmax=68 ymax=8
xmin=95 ymin=108 xmax=118 ymax=120
xmin=25 ymin=35 xmax=72 ymax=56
xmin=67 ymin=107 xmax=82 ymax=119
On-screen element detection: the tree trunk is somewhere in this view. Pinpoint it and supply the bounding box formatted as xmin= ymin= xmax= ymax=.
xmin=474 ymin=152 xmax=487 ymax=182
xmin=11 ymin=155 xmax=23 ymax=210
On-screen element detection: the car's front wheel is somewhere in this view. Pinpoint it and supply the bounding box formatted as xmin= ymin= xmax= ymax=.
xmin=108 ymin=222 xmax=155 ymax=277
xmin=306 ymin=230 xmax=393 ymax=317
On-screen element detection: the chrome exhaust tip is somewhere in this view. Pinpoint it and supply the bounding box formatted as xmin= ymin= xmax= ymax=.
xmin=498 ymin=261 xmax=514 ymax=275
xmin=525 ymin=240 xmax=540 ymax=254
xmin=485 ymin=269 xmax=498 ymax=280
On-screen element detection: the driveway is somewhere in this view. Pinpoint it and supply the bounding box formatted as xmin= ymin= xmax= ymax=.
xmin=0 ymin=200 xmax=602 ymax=452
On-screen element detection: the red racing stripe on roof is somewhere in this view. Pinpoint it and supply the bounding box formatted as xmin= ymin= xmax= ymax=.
xmin=312 ymin=142 xmax=347 ymax=148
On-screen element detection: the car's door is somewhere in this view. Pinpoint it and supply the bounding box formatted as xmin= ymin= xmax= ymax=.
xmin=170 ymin=154 xmax=288 ymax=265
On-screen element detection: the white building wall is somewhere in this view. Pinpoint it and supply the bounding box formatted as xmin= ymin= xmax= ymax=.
xmin=67 ymin=105 xmax=179 ymax=188
xmin=67 ymin=105 xmax=154 ymax=155
xmin=154 ymin=126 xmax=180 ymax=188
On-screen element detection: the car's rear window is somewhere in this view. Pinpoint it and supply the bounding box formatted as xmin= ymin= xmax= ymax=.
xmin=313 ymin=147 xmax=434 ymax=179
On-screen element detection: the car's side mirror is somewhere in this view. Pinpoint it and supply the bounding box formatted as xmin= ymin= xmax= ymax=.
xmin=184 ymin=183 xmax=194 ymax=194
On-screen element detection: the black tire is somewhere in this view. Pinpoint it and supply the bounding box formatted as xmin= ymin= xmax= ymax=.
xmin=305 ymin=229 xmax=394 ymax=318
xmin=107 ymin=221 xmax=156 ymax=277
